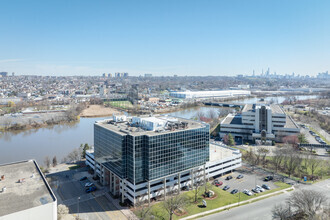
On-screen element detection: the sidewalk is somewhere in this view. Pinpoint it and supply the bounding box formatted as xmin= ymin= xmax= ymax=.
xmin=181 ymin=186 xmax=294 ymax=220
xmin=104 ymin=192 xmax=139 ymax=220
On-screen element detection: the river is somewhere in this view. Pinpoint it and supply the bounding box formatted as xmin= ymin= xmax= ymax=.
xmin=0 ymin=95 xmax=317 ymax=165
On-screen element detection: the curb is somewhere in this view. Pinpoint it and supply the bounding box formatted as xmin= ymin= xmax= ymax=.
xmin=180 ymin=186 xmax=294 ymax=220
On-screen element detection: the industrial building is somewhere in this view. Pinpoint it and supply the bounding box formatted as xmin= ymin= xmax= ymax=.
xmin=169 ymin=90 xmax=251 ymax=99
xmin=0 ymin=160 xmax=57 ymax=220
xmin=93 ymin=115 xmax=241 ymax=204
xmin=220 ymin=104 xmax=300 ymax=144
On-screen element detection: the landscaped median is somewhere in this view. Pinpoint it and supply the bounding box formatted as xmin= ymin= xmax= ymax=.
xmin=133 ymin=182 xmax=292 ymax=220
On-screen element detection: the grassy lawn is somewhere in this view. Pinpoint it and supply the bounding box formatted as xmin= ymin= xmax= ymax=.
xmin=135 ymin=182 xmax=290 ymax=220
xmin=104 ymin=100 xmax=133 ymax=109
xmin=68 ymin=165 xmax=80 ymax=170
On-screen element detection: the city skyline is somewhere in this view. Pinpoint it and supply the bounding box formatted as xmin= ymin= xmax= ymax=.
xmin=1 ymin=0 xmax=329 ymax=76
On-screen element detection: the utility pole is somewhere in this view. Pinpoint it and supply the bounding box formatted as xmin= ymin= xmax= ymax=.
xmin=77 ymin=196 xmax=80 ymax=219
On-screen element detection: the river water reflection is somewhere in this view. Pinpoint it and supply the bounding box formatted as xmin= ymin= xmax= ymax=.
xmin=0 ymin=95 xmax=317 ymax=165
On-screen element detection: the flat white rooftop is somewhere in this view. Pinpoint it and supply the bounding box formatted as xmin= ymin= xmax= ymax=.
xmin=0 ymin=160 xmax=56 ymax=217
xmin=209 ymin=143 xmax=239 ymax=161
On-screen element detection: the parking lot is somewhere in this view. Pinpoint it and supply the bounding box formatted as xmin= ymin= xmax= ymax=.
xmin=48 ymin=165 xmax=127 ymax=220
xmin=212 ymin=166 xmax=278 ymax=195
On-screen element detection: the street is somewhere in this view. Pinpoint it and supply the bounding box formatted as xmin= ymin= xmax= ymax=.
xmin=199 ymin=179 xmax=330 ymax=220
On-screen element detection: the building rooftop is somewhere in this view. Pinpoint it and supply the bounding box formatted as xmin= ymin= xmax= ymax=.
xmin=222 ymin=114 xmax=242 ymax=125
xmin=95 ymin=115 xmax=207 ymax=136
xmin=284 ymin=115 xmax=299 ymax=129
xmin=209 ymin=143 xmax=240 ymax=161
xmin=0 ymin=160 xmax=56 ymax=217
xmin=242 ymin=104 xmax=254 ymax=112
xmin=270 ymin=104 xmax=284 ymax=114
xmin=242 ymin=104 xmax=284 ymax=114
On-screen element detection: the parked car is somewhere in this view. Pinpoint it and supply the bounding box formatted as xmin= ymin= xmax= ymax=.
xmin=252 ymin=188 xmax=261 ymax=193
xmin=243 ymin=189 xmax=252 ymax=196
xmin=85 ymin=182 xmax=94 ymax=188
xmin=231 ymin=189 xmax=238 ymax=194
xmin=181 ymin=186 xmax=190 ymax=191
xmin=214 ymin=180 xmax=223 ymax=187
xmin=264 ymin=176 xmax=273 ymax=181
xmin=262 ymin=184 xmax=270 ymax=190
xmin=236 ymin=174 xmax=244 ymax=179
xmin=226 ymin=175 xmax=233 ymax=180
xmin=223 ymin=185 xmax=230 ymax=191
xmin=256 ymin=185 xmax=265 ymax=192
xmin=79 ymin=176 xmax=87 ymax=181
xmin=86 ymin=186 xmax=97 ymax=193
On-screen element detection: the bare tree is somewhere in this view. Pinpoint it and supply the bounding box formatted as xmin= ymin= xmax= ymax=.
xmin=308 ymin=154 xmax=322 ymax=179
xmin=272 ymin=189 xmax=329 ymax=220
xmin=52 ymin=156 xmax=57 ymax=167
xmin=162 ymin=193 xmax=187 ymax=220
xmin=196 ymin=111 xmax=205 ymax=121
xmin=272 ymin=148 xmax=285 ymax=175
xmin=135 ymin=201 xmax=153 ymax=220
xmin=67 ymin=148 xmax=82 ymax=163
xmin=44 ymin=156 xmax=51 ymax=168
xmin=283 ymin=147 xmax=301 ymax=178
xmin=272 ymin=204 xmax=291 ymax=220
xmin=287 ymin=189 xmax=328 ymax=219
xmin=192 ymin=180 xmax=203 ymax=203
xmin=207 ymin=109 xmax=218 ymax=119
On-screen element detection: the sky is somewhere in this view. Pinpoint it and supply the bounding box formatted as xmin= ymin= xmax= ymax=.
xmin=0 ymin=0 xmax=329 ymax=76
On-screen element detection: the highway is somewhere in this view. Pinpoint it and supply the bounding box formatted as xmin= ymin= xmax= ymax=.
xmin=199 ymin=179 xmax=330 ymax=220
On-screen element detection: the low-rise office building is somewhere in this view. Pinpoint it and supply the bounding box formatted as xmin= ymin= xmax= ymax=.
xmin=94 ymin=115 xmax=241 ymax=204
xmin=0 ymin=160 xmax=57 ymax=220
xmin=220 ymin=104 xmax=300 ymax=144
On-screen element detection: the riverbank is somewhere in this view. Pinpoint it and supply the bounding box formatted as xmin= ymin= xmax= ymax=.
xmin=0 ymin=111 xmax=79 ymax=132
xmin=79 ymin=105 xmax=120 ymax=118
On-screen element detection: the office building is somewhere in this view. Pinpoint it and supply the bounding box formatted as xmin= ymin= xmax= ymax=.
xmin=0 ymin=160 xmax=57 ymax=220
xmin=94 ymin=115 xmax=241 ymax=204
xmin=220 ymin=104 xmax=300 ymax=144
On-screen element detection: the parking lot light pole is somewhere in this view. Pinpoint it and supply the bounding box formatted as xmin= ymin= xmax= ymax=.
xmin=238 ymin=190 xmax=240 ymax=206
xmin=77 ymin=196 xmax=80 ymax=219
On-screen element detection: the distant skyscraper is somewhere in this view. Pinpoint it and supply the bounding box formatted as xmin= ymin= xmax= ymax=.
xmin=102 ymin=73 xmax=106 ymax=77
xmin=108 ymin=73 xmax=112 ymax=78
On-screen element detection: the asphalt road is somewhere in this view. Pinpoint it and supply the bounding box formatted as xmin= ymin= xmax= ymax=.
xmin=199 ymin=179 xmax=330 ymax=220
xmin=68 ymin=195 xmax=127 ymax=220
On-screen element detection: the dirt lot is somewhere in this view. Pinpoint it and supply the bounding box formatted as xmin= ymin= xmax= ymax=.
xmin=79 ymin=105 xmax=120 ymax=117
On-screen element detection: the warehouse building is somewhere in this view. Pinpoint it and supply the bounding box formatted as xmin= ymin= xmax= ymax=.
xmin=220 ymin=104 xmax=300 ymax=144
xmin=169 ymin=90 xmax=251 ymax=99
xmin=0 ymin=160 xmax=57 ymax=220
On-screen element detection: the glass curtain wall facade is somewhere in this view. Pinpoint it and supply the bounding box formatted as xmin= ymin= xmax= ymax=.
xmin=94 ymin=124 xmax=126 ymax=178
xmin=95 ymin=123 xmax=210 ymax=185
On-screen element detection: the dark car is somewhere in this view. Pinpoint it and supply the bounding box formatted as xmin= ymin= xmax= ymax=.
xmin=86 ymin=186 xmax=97 ymax=193
xmin=79 ymin=176 xmax=87 ymax=181
xmin=223 ymin=185 xmax=230 ymax=191
xmin=226 ymin=175 xmax=233 ymax=180
xmin=262 ymin=184 xmax=270 ymax=190
xmin=237 ymin=174 xmax=244 ymax=179
xmin=264 ymin=176 xmax=273 ymax=181
xmin=231 ymin=189 xmax=238 ymax=194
